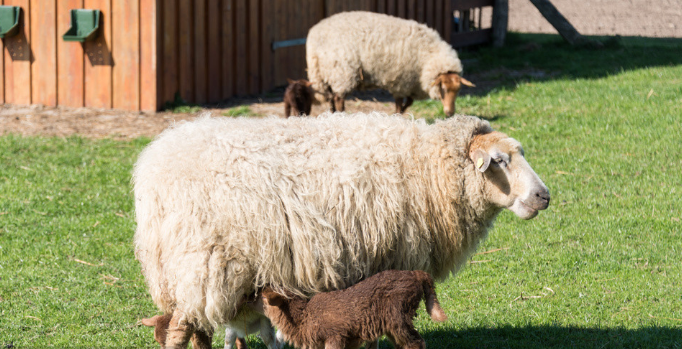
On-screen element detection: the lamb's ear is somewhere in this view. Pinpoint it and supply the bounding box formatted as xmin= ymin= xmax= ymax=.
xmin=263 ymin=291 xmax=286 ymax=307
xmin=141 ymin=315 xmax=161 ymax=327
xmin=459 ymin=76 xmax=476 ymax=88
xmin=471 ymin=148 xmax=491 ymax=172
xmin=304 ymin=80 xmax=313 ymax=87
xmin=287 ymin=78 xmax=295 ymax=85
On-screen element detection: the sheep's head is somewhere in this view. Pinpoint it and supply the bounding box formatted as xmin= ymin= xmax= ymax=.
xmin=469 ymin=131 xmax=550 ymax=219
xmin=432 ymin=73 xmax=475 ymax=116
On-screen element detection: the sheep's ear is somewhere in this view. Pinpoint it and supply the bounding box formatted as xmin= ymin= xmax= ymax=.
xmin=471 ymin=149 xmax=491 ymax=172
xmin=430 ymin=75 xmax=444 ymax=87
xmin=459 ymin=76 xmax=476 ymax=88
xmin=287 ymin=78 xmax=295 ymax=85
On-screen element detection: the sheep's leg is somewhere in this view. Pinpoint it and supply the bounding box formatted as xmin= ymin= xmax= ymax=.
xmin=395 ymin=97 xmax=414 ymax=114
xmin=191 ymin=329 xmax=213 ymax=349
xmin=333 ymin=94 xmax=345 ymax=112
xmin=328 ymin=87 xmax=337 ymax=112
xmin=224 ymin=327 xmax=239 ymax=349
xmin=164 ymin=312 xmax=194 ymax=349
xmin=259 ymin=318 xmax=280 ymax=349
xmin=402 ymin=97 xmax=413 ymax=113
xmin=394 ymin=97 xmax=404 ymax=114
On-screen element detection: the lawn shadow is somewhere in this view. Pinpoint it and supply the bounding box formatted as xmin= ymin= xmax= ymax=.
xmin=460 ymin=33 xmax=682 ymax=97
xmin=413 ymin=325 xmax=682 ymax=349
xmin=244 ymin=325 xmax=681 ymax=349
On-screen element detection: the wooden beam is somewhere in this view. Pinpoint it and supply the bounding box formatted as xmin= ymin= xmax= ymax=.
xmin=491 ymin=0 xmax=508 ymax=47
xmin=527 ymin=0 xmax=599 ymax=46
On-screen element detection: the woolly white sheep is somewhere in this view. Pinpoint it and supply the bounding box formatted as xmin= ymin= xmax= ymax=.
xmin=133 ymin=112 xmax=549 ymax=348
xmin=306 ymin=11 xmax=475 ymax=116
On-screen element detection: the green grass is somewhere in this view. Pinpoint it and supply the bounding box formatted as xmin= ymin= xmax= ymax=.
xmin=222 ymin=105 xmax=255 ymax=117
xmin=1 ymin=33 xmax=681 ymax=348
xmin=163 ymin=92 xmax=204 ymax=114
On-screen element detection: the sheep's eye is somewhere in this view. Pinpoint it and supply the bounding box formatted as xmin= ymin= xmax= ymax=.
xmin=493 ymin=157 xmax=507 ymax=166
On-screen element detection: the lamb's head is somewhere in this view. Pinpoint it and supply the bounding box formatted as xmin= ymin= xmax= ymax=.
xmin=469 ymin=131 xmax=550 ymax=219
xmin=432 ymin=72 xmax=475 ymax=116
xmin=141 ymin=314 xmax=172 ymax=347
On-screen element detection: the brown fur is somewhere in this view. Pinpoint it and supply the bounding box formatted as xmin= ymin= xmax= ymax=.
xmin=262 ymin=270 xmax=447 ymax=349
xmin=284 ymin=79 xmax=314 ymax=117
xmin=141 ymin=313 xmax=213 ymax=349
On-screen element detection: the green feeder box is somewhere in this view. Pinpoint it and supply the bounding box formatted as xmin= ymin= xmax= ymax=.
xmin=63 ymin=9 xmax=101 ymax=42
xmin=0 ymin=6 xmax=21 ymax=39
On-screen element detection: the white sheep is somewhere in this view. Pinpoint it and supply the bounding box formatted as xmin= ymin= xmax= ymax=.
xmin=133 ymin=112 xmax=549 ymax=348
xmin=306 ymin=11 xmax=475 ymax=116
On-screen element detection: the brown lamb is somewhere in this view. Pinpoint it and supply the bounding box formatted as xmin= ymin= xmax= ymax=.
xmin=141 ymin=313 xmax=213 ymax=349
xmin=283 ymin=78 xmax=314 ymax=117
xmin=262 ymin=270 xmax=447 ymax=349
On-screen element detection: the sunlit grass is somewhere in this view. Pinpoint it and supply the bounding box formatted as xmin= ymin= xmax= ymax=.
xmin=1 ymin=34 xmax=681 ymax=348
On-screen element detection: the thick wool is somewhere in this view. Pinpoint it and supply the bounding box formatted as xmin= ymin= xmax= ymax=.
xmin=133 ymin=112 xmax=498 ymax=332
xmin=306 ymin=11 xmax=463 ymax=101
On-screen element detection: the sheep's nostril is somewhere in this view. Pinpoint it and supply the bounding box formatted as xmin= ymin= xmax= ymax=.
xmin=535 ymin=191 xmax=550 ymax=206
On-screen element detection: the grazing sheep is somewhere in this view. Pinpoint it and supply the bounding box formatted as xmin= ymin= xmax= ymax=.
xmin=284 ymin=79 xmax=315 ymax=117
xmin=133 ymin=112 xmax=549 ymax=348
xmin=306 ymin=11 xmax=475 ymax=116
xmin=262 ymin=270 xmax=447 ymax=349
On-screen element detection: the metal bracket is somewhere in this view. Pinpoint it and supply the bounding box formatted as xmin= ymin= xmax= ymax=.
xmin=272 ymin=37 xmax=307 ymax=51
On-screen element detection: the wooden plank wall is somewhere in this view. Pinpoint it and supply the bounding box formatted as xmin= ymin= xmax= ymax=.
xmin=0 ymin=0 xmax=157 ymax=110
xmin=0 ymin=0 xmax=490 ymax=111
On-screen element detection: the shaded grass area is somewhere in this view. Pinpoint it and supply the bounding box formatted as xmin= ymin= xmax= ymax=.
xmin=1 ymin=33 xmax=681 ymax=347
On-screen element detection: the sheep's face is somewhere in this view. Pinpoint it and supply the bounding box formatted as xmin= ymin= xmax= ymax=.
xmin=433 ymin=73 xmax=475 ymax=116
xmin=469 ymin=132 xmax=550 ymax=219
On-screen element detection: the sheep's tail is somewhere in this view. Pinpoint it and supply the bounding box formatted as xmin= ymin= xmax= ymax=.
xmin=418 ymin=271 xmax=448 ymax=323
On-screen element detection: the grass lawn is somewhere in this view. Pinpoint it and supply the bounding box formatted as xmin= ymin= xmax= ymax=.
xmin=1 ymin=33 xmax=681 ymax=348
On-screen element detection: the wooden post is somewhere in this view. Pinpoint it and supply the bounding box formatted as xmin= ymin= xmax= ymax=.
xmin=528 ymin=0 xmax=599 ymax=46
xmin=491 ymin=0 xmax=508 ymax=47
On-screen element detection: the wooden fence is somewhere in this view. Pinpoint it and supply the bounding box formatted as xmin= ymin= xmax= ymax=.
xmin=0 ymin=0 xmax=496 ymax=111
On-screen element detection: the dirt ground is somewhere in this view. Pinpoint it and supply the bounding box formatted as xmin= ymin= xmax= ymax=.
xmin=1 ymin=0 xmax=680 ymax=140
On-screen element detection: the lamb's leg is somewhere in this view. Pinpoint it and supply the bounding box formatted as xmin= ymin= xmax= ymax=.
xmin=191 ymin=329 xmax=213 ymax=349
xmin=284 ymin=103 xmax=292 ymax=118
xmin=224 ymin=327 xmax=239 ymax=349
xmin=324 ymin=338 xmax=346 ymax=349
xmin=259 ymin=318 xmax=280 ymax=349
xmin=164 ymin=312 xmax=194 ymax=349
xmin=235 ymin=337 xmax=248 ymax=349
xmin=389 ymin=326 xmax=424 ymax=349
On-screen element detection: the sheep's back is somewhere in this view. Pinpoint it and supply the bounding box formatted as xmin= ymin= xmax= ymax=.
xmin=306 ymin=11 xmax=449 ymax=97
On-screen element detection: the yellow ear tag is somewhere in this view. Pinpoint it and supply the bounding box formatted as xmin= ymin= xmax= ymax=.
xmin=476 ymin=158 xmax=484 ymax=169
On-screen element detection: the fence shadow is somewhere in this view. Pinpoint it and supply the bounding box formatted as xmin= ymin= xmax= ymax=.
xmin=460 ymin=33 xmax=682 ymax=97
